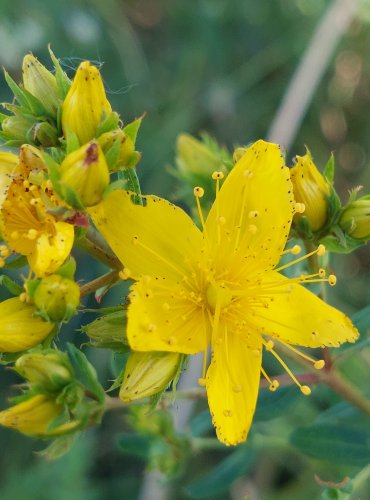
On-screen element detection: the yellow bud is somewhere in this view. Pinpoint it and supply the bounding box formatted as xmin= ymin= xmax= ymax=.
xmin=62 ymin=61 xmax=112 ymax=144
xmin=59 ymin=141 xmax=110 ymax=207
xmin=176 ymin=133 xmax=223 ymax=176
xmin=0 ymin=394 xmax=79 ymax=437
xmin=0 ymin=297 xmax=54 ymax=353
xmin=15 ymin=351 xmax=73 ymax=390
xmin=290 ymin=152 xmax=331 ymax=232
xmin=339 ymin=198 xmax=370 ymax=240
xmin=98 ymin=129 xmax=140 ymax=170
xmin=22 ymin=54 xmax=60 ymax=115
xmin=119 ymin=351 xmax=182 ymax=403
xmin=33 ymin=274 xmax=80 ymax=322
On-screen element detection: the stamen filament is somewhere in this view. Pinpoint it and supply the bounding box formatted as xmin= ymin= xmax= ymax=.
xmin=275 ymin=244 xmax=326 ymax=273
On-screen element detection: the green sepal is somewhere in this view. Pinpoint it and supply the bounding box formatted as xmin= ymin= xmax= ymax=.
xmin=25 ymin=278 xmax=41 ymax=299
xmin=0 ymin=275 xmax=23 ymax=296
xmin=118 ymin=168 xmax=142 ymax=204
xmin=65 ymin=130 xmax=80 ymax=154
xmin=66 ymin=343 xmax=105 ymax=404
xmin=319 ymin=229 xmax=364 ymax=254
xmin=96 ymin=111 xmax=120 ymax=137
xmin=123 ymin=114 xmax=144 ymax=144
xmin=104 ymin=137 xmax=121 ymax=169
xmin=48 ymin=45 xmax=71 ymax=99
xmin=323 ymin=152 xmax=335 ymax=183
xmin=56 ymin=257 xmax=77 ymax=280
xmin=81 ymin=309 xmax=129 ymax=352
xmin=37 ymin=433 xmax=77 ymax=460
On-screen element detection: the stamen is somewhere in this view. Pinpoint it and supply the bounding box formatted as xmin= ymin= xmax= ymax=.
xmin=328 ymin=274 xmax=337 ymax=286
xmin=261 ymin=366 xmax=279 ymax=392
xmin=275 ymin=340 xmax=325 ymax=370
xmin=294 ymin=202 xmax=305 ymax=214
xmin=119 ymin=268 xmax=131 ymax=280
xmin=211 ymin=171 xmax=224 ymax=180
xmin=275 ymin=244 xmax=327 ymax=273
xmin=282 ymin=244 xmax=301 ymax=256
xmin=193 ymin=186 xmax=207 ymax=232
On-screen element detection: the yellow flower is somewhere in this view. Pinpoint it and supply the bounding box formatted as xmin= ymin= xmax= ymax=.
xmin=2 ymin=168 xmax=74 ymax=277
xmin=290 ymin=152 xmax=331 ymax=232
xmin=0 ymin=297 xmax=54 ymax=352
xmin=0 ymin=394 xmax=79 ymax=437
xmin=89 ymin=140 xmax=358 ymax=446
xmin=62 ymin=61 xmax=112 ymax=145
xmin=0 ymin=151 xmax=18 ymax=236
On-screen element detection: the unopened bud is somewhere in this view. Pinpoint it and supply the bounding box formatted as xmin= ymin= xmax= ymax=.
xmin=290 ymin=152 xmax=331 ymax=232
xmin=0 ymin=297 xmax=54 ymax=353
xmin=33 ymin=122 xmax=59 ymax=147
xmin=176 ymin=133 xmax=224 ymax=176
xmin=59 ymin=141 xmax=110 ymax=207
xmin=22 ymin=54 xmax=60 ymax=115
xmin=82 ymin=309 xmax=128 ymax=351
xmin=33 ymin=274 xmax=80 ymax=322
xmin=1 ymin=114 xmax=36 ymax=142
xmin=120 ymin=351 xmax=182 ymax=403
xmin=339 ymin=197 xmax=370 ymax=240
xmin=62 ymin=61 xmax=112 ymax=145
xmin=98 ymin=129 xmax=140 ymax=171
xmin=15 ymin=351 xmax=73 ymax=390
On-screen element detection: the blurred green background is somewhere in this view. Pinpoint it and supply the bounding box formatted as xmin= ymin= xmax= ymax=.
xmin=0 ymin=0 xmax=370 ymax=499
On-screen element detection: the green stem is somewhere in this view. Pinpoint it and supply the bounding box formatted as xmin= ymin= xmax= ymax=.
xmin=79 ymin=270 xmax=120 ymax=298
xmin=77 ymin=228 xmax=122 ymax=270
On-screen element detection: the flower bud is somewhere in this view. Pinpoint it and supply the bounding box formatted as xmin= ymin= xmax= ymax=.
xmin=59 ymin=141 xmax=110 ymax=207
xmin=82 ymin=309 xmax=128 ymax=351
xmin=15 ymin=351 xmax=73 ymax=390
xmin=120 ymin=351 xmax=182 ymax=403
xmin=98 ymin=129 xmax=140 ymax=171
xmin=22 ymin=54 xmax=60 ymax=115
xmin=0 ymin=297 xmax=54 ymax=353
xmin=33 ymin=274 xmax=80 ymax=322
xmin=290 ymin=152 xmax=331 ymax=232
xmin=0 ymin=394 xmax=79 ymax=437
xmin=62 ymin=61 xmax=112 ymax=145
xmin=176 ymin=133 xmax=223 ymax=176
xmin=339 ymin=197 xmax=370 ymax=240
xmin=1 ymin=114 xmax=36 ymax=142
xmin=33 ymin=122 xmax=59 ymax=147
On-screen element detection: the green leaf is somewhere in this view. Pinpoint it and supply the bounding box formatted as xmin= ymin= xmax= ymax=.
xmin=96 ymin=111 xmax=120 ymax=137
xmin=323 ymin=153 xmax=335 ymax=183
xmin=116 ymin=432 xmax=152 ymax=459
xmin=2 ymin=254 xmax=27 ymax=269
xmin=0 ymin=275 xmax=22 ymax=295
xmin=290 ymin=424 xmax=370 ymax=466
xmin=185 ymin=445 xmax=255 ymax=498
xmin=254 ymin=385 xmax=299 ymax=421
xmin=48 ymin=45 xmax=71 ymax=98
xmin=190 ymin=409 xmax=213 ymax=437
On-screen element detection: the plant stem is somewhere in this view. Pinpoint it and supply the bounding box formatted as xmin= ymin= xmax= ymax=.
xmin=80 ymin=270 xmax=120 ymax=298
xmin=77 ymin=228 xmax=122 ymax=270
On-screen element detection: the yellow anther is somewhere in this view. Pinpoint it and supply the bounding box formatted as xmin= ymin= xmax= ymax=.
xmin=314 ymin=360 xmax=325 ymax=370
xmin=19 ymin=292 xmax=27 ymax=303
xmin=193 ymin=186 xmax=205 ymax=198
xmin=248 ymin=224 xmax=257 ymax=234
xmin=27 ymin=229 xmax=38 ymax=240
xmin=248 ymin=210 xmax=259 ymax=218
xmin=212 ymin=171 xmax=224 ymax=180
xmin=232 ymin=384 xmax=242 ymax=393
xmin=243 ymin=169 xmax=253 ymax=178
xmin=300 ymin=385 xmax=311 ymax=396
xmin=217 ymin=216 xmax=226 ymax=225
xmin=265 ymin=340 xmax=274 ymax=351
xmin=147 ymin=323 xmax=157 ymax=333
xmin=10 ymin=231 xmax=19 ymax=240
xmin=223 ymin=409 xmax=233 ymax=417
xmin=291 ymin=244 xmax=301 ymax=255
xmin=22 ymin=179 xmax=30 ymax=188
xmin=328 ymin=274 xmax=337 ymax=286
xmin=318 ymin=268 xmax=326 ymax=278
xmin=119 ymin=268 xmax=131 ymax=280
xmin=294 ymin=202 xmax=306 ymax=214
xmin=198 ymin=377 xmax=206 ymax=387
xmin=269 ymin=380 xmax=280 ymax=392
xmin=162 ymin=302 xmax=170 ymax=311
xmin=30 ymin=197 xmax=41 ymax=206
xmin=316 ymin=244 xmax=326 ymax=256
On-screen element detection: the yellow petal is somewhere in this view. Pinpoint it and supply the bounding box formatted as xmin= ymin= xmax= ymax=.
xmin=206 ymin=328 xmax=262 ymax=445
xmin=205 ymin=140 xmax=294 ymax=278
xmin=28 ymin=221 xmax=74 ymax=277
xmin=0 ymin=297 xmax=54 ymax=352
xmin=251 ymin=272 xmax=359 ymax=348
xmin=127 ymin=277 xmax=210 ymax=354
xmin=89 ymin=189 xmax=203 ymax=281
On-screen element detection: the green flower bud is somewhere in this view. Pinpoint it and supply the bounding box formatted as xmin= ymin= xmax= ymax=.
xmin=62 ymin=61 xmax=112 ymax=145
xmin=33 ymin=122 xmax=59 ymax=147
xmin=59 ymin=141 xmax=110 ymax=207
xmin=15 ymin=351 xmax=73 ymax=390
xmin=1 ymin=114 xmax=36 ymax=142
xmin=339 ymin=197 xmax=370 ymax=240
xmin=82 ymin=310 xmax=128 ymax=351
xmin=176 ymin=133 xmax=224 ymax=176
xmin=98 ymin=129 xmax=140 ymax=171
xmin=120 ymin=351 xmax=182 ymax=403
xmin=33 ymin=274 xmax=80 ymax=322
xmin=290 ymin=152 xmax=331 ymax=232
xmin=22 ymin=54 xmax=60 ymax=115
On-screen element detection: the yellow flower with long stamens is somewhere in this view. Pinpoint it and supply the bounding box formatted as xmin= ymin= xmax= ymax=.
xmin=89 ymin=140 xmax=359 ymax=446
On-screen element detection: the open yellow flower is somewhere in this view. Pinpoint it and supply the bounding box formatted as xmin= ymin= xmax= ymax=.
xmin=89 ymin=140 xmax=358 ymax=446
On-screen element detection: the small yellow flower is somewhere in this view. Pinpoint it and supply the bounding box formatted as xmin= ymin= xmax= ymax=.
xmin=59 ymin=141 xmax=110 ymax=207
xmin=340 ymin=197 xmax=370 ymax=240
xmin=0 ymin=297 xmax=54 ymax=352
xmin=290 ymin=152 xmax=331 ymax=232
xmin=62 ymin=61 xmax=112 ymax=145
xmin=90 ymin=140 xmax=358 ymax=446
xmin=0 ymin=394 xmax=79 ymax=437
xmin=120 ymin=351 xmax=181 ymax=403
xmin=22 ymin=54 xmax=60 ymax=115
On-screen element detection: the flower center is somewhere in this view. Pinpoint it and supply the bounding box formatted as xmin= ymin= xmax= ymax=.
xmin=206 ymin=283 xmax=232 ymax=311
